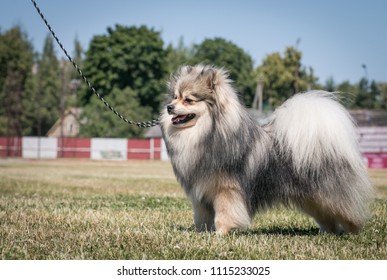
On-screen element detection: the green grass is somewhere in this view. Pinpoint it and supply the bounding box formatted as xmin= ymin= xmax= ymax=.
xmin=0 ymin=160 xmax=386 ymax=260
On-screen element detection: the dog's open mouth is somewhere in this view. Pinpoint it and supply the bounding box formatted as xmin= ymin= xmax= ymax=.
xmin=172 ymin=114 xmax=196 ymax=125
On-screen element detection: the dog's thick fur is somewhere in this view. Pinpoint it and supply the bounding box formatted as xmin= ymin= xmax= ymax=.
xmin=160 ymin=65 xmax=374 ymax=234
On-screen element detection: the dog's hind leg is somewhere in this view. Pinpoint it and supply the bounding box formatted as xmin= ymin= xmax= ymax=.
xmin=300 ymin=199 xmax=343 ymax=234
xmin=335 ymin=213 xmax=364 ymax=234
xmin=301 ymin=197 xmax=367 ymax=234
xmin=299 ymin=185 xmax=371 ymax=234
xmin=315 ymin=215 xmax=343 ymax=234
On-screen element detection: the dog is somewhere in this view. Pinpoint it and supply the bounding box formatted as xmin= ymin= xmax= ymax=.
xmin=160 ymin=64 xmax=374 ymax=235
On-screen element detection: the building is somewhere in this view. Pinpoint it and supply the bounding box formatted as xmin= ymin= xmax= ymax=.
xmin=47 ymin=108 xmax=82 ymax=138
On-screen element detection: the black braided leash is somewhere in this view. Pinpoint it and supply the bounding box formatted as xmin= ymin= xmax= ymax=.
xmin=30 ymin=0 xmax=160 ymax=128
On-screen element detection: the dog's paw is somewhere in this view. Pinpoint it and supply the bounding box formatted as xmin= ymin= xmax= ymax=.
xmin=215 ymin=221 xmax=233 ymax=235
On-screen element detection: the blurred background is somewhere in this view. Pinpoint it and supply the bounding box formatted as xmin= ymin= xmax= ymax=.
xmin=0 ymin=0 xmax=386 ymax=166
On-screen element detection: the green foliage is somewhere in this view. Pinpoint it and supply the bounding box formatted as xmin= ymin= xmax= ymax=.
xmin=190 ymin=38 xmax=256 ymax=106
xmin=71 ymin=36 xmax=84 ymax=80
xmin=324 ymin=76 xmax=336 ymax=92
xmin=1 ymin=24 xmax=386 ymax=139
xmin=324 ymin=78 xmax=384 ymax=109
xmin=165 ymin=37 xmax=194 ymax=74
xmin=35 ymin=34 xmax=61 ymax=135
xmin=20 ymin=67 xmax=39 ymax=136
xmin=355 ymin=79 xmax=382 ymax=109
xmin=81 ymin=25 xmax=168 ymax=114
xmin=0 ymin=26 xmax=33 ymax=89
xmin=379 ymin=83 xmax=387 ymax=109
xmin=0 ymin=26 xmax=34 ymax=136
xmin=256 ymin=47 xmax=318 ymax=108
xmin=78 ymin=87 xmax=152 ymax=138
xmin=334 ymin=80 xmax=358 ymax=108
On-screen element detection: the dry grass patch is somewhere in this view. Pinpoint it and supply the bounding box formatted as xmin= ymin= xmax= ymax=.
xmin=0 ymin=160 xmax=386 ymax=260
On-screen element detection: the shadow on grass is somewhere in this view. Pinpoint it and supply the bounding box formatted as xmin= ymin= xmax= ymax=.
xmin=173 ymin=224 xmax=320 ymax=236
xmin=245 ymin=226 xmax=320 ymax=236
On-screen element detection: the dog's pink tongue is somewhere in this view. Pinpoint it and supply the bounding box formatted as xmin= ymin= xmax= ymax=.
xmin=172 ymin=115 xmax=186 ymax=124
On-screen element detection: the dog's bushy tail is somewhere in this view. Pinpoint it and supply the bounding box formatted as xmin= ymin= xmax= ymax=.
xmin=271 ymin=91 xmax=373 ymax=231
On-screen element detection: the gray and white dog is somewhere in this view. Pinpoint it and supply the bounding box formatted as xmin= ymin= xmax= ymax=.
xmin=160 ymin=64 xmax=373 ymax=235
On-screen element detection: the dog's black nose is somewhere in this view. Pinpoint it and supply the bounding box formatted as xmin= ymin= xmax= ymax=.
xmin=167 ymin=104 xmax=174 ymax=113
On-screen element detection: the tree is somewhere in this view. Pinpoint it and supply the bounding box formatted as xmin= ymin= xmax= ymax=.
xmin=81 ymin=25 xmax=168 ymax=114
xmin=78 ymin=87 xmax=152 ymax=138
xmin=190 ymin=38 xmax=256 ymax=106
xmin=33 ymin=34 xmax=63 ymax=135
xmin=333 ymin=79 xmax=382 ymax=109
xmin=68 ymin=37 xmax=84 ymax=103
xmin=59 ymin=37 xmax=84 ymax=110
xmin=379 ymin=83 xmax=387 ymax=109
xmin=165 ymin=36 xmax=194 ymax=74
xmin=324 ymin=76 xmax=336 ymax=92
xmin=20 ymin=60 xmax=39 ymax=136
xmin=71 ymin=36 xmax=84 ymax=80
xmin=370 ymin=81 xmax=382 ymax=109
xmin=336 ymin=80 xmax=358 ymax=108
xmin=0 ymin=26 xmax=34 ymax=136
xmin=256 ymin=47 xmax=318 ymax=108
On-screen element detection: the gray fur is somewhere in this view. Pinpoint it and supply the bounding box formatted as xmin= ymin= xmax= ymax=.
xmin=161 ymin=65 xmax=374 ymax=234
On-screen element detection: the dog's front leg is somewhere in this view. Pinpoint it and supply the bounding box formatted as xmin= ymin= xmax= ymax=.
xmin=192 ymin=200 xmax=215 ymax=232
xmin=213 ymin=189 xmax=251 ymax=235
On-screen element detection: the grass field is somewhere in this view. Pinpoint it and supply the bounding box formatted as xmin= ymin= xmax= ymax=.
xmin=0 ymin=159 xmax=386 ymax=260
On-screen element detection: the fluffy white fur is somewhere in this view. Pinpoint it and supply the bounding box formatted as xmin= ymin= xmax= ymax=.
xmin=161 ymin=65 xmax=374 ymax=235
xmin=271 ymin=91 xmax=373 ymax=233
xmin=272 ymin=91 xmax=362 ymax=172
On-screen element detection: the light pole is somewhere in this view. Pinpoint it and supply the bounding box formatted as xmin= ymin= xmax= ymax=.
xmin=252 ymin=75 xmax=264 ymax=113
xmin=361 ymin=64 xmax=368 ymax=81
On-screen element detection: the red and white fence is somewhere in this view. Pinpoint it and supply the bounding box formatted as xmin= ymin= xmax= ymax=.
xmin=0 ymin=137 xmax=167 ymax=161
xmin=1 ymin=127 xmax=387 ymax=168
xmin=358 ymin=127 xmax=387 ymax=168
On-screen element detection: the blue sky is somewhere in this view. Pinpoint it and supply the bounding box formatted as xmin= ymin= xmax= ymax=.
xmin=1 ymin=0 xmax=386 ymax=84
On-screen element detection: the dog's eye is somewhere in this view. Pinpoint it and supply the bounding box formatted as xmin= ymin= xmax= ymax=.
xmin=184 ymin=98 xmax=194 ymax=104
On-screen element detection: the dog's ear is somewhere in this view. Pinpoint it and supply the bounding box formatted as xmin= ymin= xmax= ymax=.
xmin=180 ymin=65 xmax=193 ymax=75
xmin=185 ymin=65 xmax=193 ymax=73
xmin=203 ymin=67 xmax=218 ymax=91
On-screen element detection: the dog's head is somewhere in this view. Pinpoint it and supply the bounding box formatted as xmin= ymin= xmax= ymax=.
xmin=164 ymin=65 xmax=232 ymax=128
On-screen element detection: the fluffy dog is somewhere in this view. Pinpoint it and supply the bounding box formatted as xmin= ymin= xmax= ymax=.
xmin=160 ymin=64 xmax=373 ymax=235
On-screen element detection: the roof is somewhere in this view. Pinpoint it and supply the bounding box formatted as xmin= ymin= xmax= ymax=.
xmin=47 ymin=108 xmax=83 ymax=137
